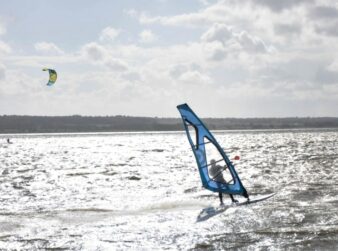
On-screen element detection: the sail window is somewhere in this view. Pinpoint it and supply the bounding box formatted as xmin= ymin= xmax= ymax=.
xmin=185 ymin=119 xmax=198 ymax=149
xmin=204 ymin=137 xmax=234 ymax=185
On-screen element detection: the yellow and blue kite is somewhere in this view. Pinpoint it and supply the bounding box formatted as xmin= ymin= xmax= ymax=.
xmin=42 ymin=68 xmax=57 ymax=86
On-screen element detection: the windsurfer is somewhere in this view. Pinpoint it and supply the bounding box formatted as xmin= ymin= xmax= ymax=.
xmin=209 ymin=159 xmax=238 ymax=205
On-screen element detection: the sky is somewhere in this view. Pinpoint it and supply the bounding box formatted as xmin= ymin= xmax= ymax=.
xmin=0 ymin=0 xmax=338 ymax=117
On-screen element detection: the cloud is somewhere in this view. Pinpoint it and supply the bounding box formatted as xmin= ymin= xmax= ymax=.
xmin=0 ymin=63 xmax=5 ymax=80
xmin=199 ymin=0 xmax=211 ymax=6
xmin=99 ymin=27 xmax=120 ymax=42
xmin=169 ymin=64 xmax=189 ymax=79
xmin=307 ymin=5 xmax=338 ymax=37
xmin=237 ymin=31 xmax=270 ymax=53
xmin=201 ymin=23 xmax=233 ymax=44
xmin=315 ymin=67 xmax=338 ymax=84
xmin=200 ymin=23 xmax=272 ymax=60
xmin=131 ymin=6 xmax=214 ymax=28
xmin=34 ymin=42 xmax=64 ymax=55
xmin=130 ymin=0 xmax=310 ymax=31
xmin=128 ymin=0 xmax=314 ymax=48
xmin=202 ymin=41 xmax=227 ymax=61
xmin=0 ymin=69 xmax=41 ymax=97
xmin=252 ymin=0 xmax=312 ymax=12
xmin=139 ymin=29 xmax=157 ymax=43
xmin=0 ymin=22 xmax=6 ymax=35
xmin=315 ymin=21 xmax=338 ymax=37
xmin=81 ymin=42 xmax=129 ymax=72
xmin=178 ymin=70 xmax=212 ymax=86
xmin=274 ymin=23 xmax=302 ymax=35
xmin=169 ymin=63 xmax=202 ymax=79
xmin=121 ymin=71 xmax=141 ymax=81
xmin=105 ymin=58 xmax=128 ymax=72
xmin=0 ymin=40 xmax=11 ymax=54
xmin=328 ymin=59 xmax=338 ymax=71
xmin=81 ymin=42 xmax=106 ymax=61
xmin=124 ymin=9 xmax=138 ymax=18
xmin=308 ymin=5 xmax=338 ymax=19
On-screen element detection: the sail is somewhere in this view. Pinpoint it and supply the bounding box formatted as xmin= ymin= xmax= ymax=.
xmin=177 ymin=103 xmax=248 ymax=197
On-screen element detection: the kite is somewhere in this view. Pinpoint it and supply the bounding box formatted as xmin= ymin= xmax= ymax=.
xmin=42 ymin=68 xmax=57 ymax=86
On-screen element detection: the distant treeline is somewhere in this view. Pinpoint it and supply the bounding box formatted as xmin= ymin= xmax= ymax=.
xmin=0 ymin=115 xmax=338 ymax=133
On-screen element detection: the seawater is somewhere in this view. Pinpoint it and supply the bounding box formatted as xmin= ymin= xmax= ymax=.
xmin=0 ymin=129 xmax=338 ymax=250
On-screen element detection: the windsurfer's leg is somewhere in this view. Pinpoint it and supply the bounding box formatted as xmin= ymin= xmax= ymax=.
xmin=219 ymin=192 xmax=224 ymax=205
xmin=243 ymin=190 xmax=250 ymax=201
xmin=229 ymin=194 xmax=238 ymax=203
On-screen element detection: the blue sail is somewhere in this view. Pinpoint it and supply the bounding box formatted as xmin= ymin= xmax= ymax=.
xmin=177 ymin=103 xmax=248 ymax=198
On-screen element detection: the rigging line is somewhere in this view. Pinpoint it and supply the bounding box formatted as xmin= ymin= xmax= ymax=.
xmin=186 ymin=123 xmax=203 ymax=127
xmin=201 ymin=158 xmax=224 ymax=169
xmin=226 ymin=178 xmax=234 ymax=184
xmin=186 ymin=142 xmax=212 ymax=149
xmin=197 ymin=141 xmax=212 ymax=146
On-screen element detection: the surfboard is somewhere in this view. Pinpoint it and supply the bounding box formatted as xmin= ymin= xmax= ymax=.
xmin=235 ymin=192 xmax=275 ymax=206
xmin=196 ymin=193 xmax=275 ymax=222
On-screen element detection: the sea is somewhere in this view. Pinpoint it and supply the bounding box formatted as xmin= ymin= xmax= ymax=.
xmin=0 ymin=128 xmax=338 ymax=250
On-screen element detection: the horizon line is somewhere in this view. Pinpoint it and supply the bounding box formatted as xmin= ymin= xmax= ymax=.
xmin=1 ymin=114 xmax=338 ymax=119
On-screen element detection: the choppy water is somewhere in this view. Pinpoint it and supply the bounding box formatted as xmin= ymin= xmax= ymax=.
xmin=0 ymin=129 xmax=338 ymax=250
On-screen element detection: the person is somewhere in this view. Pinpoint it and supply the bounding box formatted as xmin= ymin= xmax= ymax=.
xmin=7 ymin=138 xmax=12 ymax=144
xmin=209 ymin=159 xmax=238 ymax=205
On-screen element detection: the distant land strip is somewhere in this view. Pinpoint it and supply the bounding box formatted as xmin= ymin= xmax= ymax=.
xmin=0 ymin=115 xmax=338 ymax=134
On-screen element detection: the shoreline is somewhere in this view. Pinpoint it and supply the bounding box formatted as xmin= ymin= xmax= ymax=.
xmin=1 ymin=127 xmax=338 ymax=136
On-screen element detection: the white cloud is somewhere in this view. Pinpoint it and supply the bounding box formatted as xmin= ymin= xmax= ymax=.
xmin=328 ymin=59 xmax=338 ymax=71
xmin=178 ymin=70 xmax=212 ymax=86
xmin=201 ymin=23 xmax=233 ymax=43
xmin=252 ymin=0 xmax=312 ymax=12
xmin=237 ymin=31 xmax=271 ymax=53
xmin=200 ymin=23 xmax=273 ymax=60
xmin=0 ymin=22 xmax=6 ymax=35
xmin=139 ymin=29 xmax=157 ymax=43
xmin=105 ymin=58 xmax=128 ymax=72
xmin=99 ymin=27 xmax=121 ymax=42
xmin=308 ymin=5 xmax=338 ymax=19
xmin=0 ymin=40 xmax=11 ymax=54
xmin=129 ymin=0 xmax=313 ymax=47
xmin=169 ymin=64 xmax=190 ymax=79
xmin=132 ymin=1 xmax=256 ymax=29
xmin=80 ymin=42 xmax=130 ymax=72
xmin=202 ymin=41 xmax=227 ymax=61
xmin=0 ymin=69 xmax=40 ymax=97
xmin=274 ymin=23 xmax=302 ymax=35
xmin=169 ymin=63 xmax=202 ymax=79
xmin=315 ymin=67 xmax=338 ymax=84
xmin=81 ymin=42 xmax=107 ymax=62
xmin=138 ymin=10 xmax=210 ymax=27
xmin=0 ymin=63 xmax=5 ymax=80
xmin=34 ymin=42 xmax=64 ymax=55
xmin=199 ymin=0 xmax=211 ymax=6
xmin=314 ymin=21 xmax=338 ymax=37
xmin=121 ymin=71 xmax=141 ymax=81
